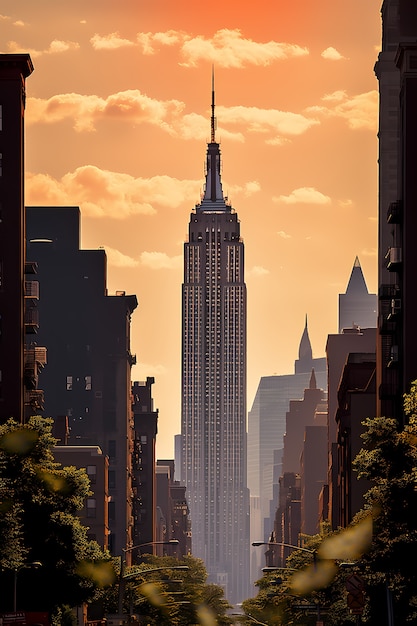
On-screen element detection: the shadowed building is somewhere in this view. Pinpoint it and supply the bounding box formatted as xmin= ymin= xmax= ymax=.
xmin=26 ymin=206 xmax=137 ymax=558
xmin=375 ymin=0 xmax=417 ymax=419
xmin=339 ymin=257 xmax=377 ymax=333
xmin=180 ymin=83 xmax=249 ymax=603
xmin=0 ymin=54 xmax=35 ymax=423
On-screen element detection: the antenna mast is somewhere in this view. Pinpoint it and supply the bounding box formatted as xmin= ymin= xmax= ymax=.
xmin=211 ymin=66 xmax=216 ymax=143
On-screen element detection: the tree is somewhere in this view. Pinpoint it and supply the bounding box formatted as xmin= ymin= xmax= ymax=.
xmin=0 ymin=416 xmax=115 ymax=617
xmin=351 ymin=381 xmax=417 ymax=624
xmin=104 ymin=553 xmax=232 ymax=625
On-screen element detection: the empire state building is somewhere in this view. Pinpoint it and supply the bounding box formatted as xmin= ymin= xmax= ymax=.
xmin=181 ymin=83 xmax=250 ymax=603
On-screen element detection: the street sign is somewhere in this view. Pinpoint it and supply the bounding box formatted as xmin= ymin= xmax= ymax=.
xmin=347 ymin=591 xmax=365 ymax=614
xmin=345 ymin=574 xmax=365 ymax=593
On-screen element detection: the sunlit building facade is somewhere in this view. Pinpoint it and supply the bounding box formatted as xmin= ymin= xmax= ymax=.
xmin=181 ymin=86 xmax=250 ymax=603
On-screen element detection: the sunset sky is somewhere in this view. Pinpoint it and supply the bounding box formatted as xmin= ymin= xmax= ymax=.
xmin=2 ymin=0 xmax=382 ymax=457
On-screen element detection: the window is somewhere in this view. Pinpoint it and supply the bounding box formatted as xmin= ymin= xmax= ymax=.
xmin=108 ymin=440 xmax=116 ymax=460
xmin=66 ymin=376 xmax=73 ymax=391
xmin=0 ymin=104 xmax=2 ymax=131
xmin=0 ymin=153 xmax=3 ymax=176
xmin=108 ymin=470 xmax=116 ymax=489
xmin=86 ymin=498 xmax=96 ymax=518
xmin=87 ymin=465 xmax=96 ymax=484
xmin=85 ymin=375 xmax=92 ymax=390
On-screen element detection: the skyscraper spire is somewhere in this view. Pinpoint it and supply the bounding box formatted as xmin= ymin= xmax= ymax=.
xmin=211 ymin=65 xmax=216 ymax=143
xmin=201 ymin=70 xmax=226 ymax=209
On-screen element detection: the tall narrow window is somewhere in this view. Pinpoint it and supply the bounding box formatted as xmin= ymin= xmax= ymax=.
xmin=0 ymin=153 xmax=2 ymax=177
xmin=0 ymin=105 xmax=2 ymax=131
xmin=86 ymin=498 xmax=96 ymax=518
xmin=85 ymin=375 xmax=92 ymax=390
xmin=66 ymin=376 xmax=73 ymax=391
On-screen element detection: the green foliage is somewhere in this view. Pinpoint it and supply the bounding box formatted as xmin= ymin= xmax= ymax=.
xmin=350 ymin=383 xmax=417 ymax=624
xmin=105 ymin=553 xmax=232 ymax=625
xmin=0 ymin=416 xmax=114 ymax=615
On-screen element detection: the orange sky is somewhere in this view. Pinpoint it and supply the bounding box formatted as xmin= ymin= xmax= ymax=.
xmin=1 ymin=0 xmax=382 ymax=458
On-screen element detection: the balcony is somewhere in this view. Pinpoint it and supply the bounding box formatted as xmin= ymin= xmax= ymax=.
xmin=24 ymin=280 xmax=40 ymax=300
xmin=24 ymin=307 xmax=39 ymax=333
xmin=387 ymin=201 xmax=401 ymax=224
xmin=387 ymin=298 xmax=401 ymax=320
xmin=386 ymin=247 xmax=402 ymax=271
xmin=25 ymin=389 xmax=44 ymax=411
xmin=25 ymin=346 xmax=47 ymax=366
xmin=379 ymin=284 xmax=400 ymax=300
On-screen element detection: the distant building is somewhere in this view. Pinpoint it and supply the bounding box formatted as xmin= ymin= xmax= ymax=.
xmin=335 ymin=353 xmax=375 ymax=528
xmin=247 ymin=318 xmax=326 ymax=526
xmin=339 ymin=257 xmax=377 ymax=333
xmin=375 ymin=1 xmax=417 ymax=420
xmin=156 ymin=460 xmax=191 ymax=557
xmin=131 ymin=378 xmax=158 ymax=560
xmin=326 ymin=327 xmax=376 ymax=528
xmin=26 ymin=206 xmax=137 ymax=558
xmin=54 ymin=445 xmax=109 ymax=550
xmin=180 ymin=83 xmax=249 ymax=602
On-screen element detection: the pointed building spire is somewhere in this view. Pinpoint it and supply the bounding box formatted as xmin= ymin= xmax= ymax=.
xmin=345 ymin=256 xmax=369 ymax=295
xmin=309 ymin=368 xmax=317 ymax=390
xmin=200 ymin=69 xmax=227 ymax=211
xmin=211 ymin=65 xmax=216 ymax=143
xmin=298 ymin=314 xmax=313 ymax=362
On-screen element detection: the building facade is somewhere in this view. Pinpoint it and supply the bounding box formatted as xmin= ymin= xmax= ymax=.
xmin=26 ymin=206 xmax=137 ymax=558
xmin=0 ymin=54 xmax=35 ymax=423
xmin=338 ymin=257 xmax=377 ymax=333
xmin=375 ymin=0 xmax=417 ymax=419
xmin=180 ymin=87 xmax=249 ymax=603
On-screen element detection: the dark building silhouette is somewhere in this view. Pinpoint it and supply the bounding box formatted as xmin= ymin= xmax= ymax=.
xmin=375 ymin=0 xmax=417 ymax=419
xmin=0 ymin=54 xmax=35 ymax=423
xmin=300 ymin=412 xmax=327 ymax=535
xmin=180 ymin=84 xmax=249 ymax=602
xmin=54 ymin=445 xmax=109 ymax=549
xmin=131 ymin=378 xmax=158 ymax=560
xmin=335 ymin=353 xmax=375 ymax=528
xmin=325 ymin=327 xmax=376 ymax=528
xmin=282 ymin=370 xmax=327 ymax=475
xmin=26 ymin=206 xmax=137 ymax=558
xmin=339 ymin=257 xmax=377 ymax=333
xmin=156 ymin=460 xmax=191 ymax=558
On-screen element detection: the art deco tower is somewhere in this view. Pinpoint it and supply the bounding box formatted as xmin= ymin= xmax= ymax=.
xmin=181 ymin=81 xmax=250 ymax=603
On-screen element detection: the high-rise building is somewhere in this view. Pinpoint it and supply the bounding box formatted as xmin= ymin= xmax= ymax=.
xmin=338 ymin=257 xmax=377 ymax=333
xmin=26 ymin=206 xmax=138 ymax=558
xmin=0 ymin=54 xmax=34 ymax=423
xmin=375 ymin=0 xmax=417 ymax=420
xmin=180 ymin=84 xmax=249 ymax=603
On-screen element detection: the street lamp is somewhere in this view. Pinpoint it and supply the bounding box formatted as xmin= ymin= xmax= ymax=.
xmin=13 ymin=561 xmax=42 ymax=612
xmin=118 ymin=540 xmax=180 ymax=615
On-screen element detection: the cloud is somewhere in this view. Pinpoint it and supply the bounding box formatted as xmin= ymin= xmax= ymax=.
xmin=91 ymin=28 xmax=308 ymax=68
xmin=101 ymin=246 xmax=139 ymax=268
xmin=27 ymin=90 xmax=184 ymax=133
xmin=26 ymin=90 xmax=319 ymax=144
xmin=218 ymin=105 xmax=319 ymax=142
xmin=361 ymin=248 xmax=377 ymax=257
xmin=248 ymin=266 xmax=270 ymax=277
xmin=306 ymin=90 xmax=378 ymax=131
xmin=180 ymin=29 xmax=309 ymax=68
xmin=133 ymin=362 xmax=168 ymax=378
xmin=139 ymin=251 xmax=182 ymax=270
xmin=90 ymin=32 xmax=136 ymax=50
xmin=7 ymin=39 xmax=79 ymax=58
xmin=273 ymin=187 xmax=331 ymax=205
xmin=277 ymin=230 xmax=292 ymax=239
xmin=321 ymin=46 xmax=346 ymax=61
xmin=137 ymin=30 xmax=186 ymax=54
xmin=25 ymin=166 xmax=201 ymax=219
xmin=228 ymin=181 xmax=261 ymax=198
xmin=338 ymin=199 xmax=354 ymax=208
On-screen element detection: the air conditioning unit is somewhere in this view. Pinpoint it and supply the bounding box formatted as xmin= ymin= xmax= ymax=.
xmin=390 ymin=345 xmax=399 ymax=362
xmin=391 ymin=298 xmax=401 ymax=315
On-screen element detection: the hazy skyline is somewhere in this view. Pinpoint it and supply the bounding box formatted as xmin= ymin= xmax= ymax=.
xmin=1 ymin=0 xmax=381 ymax=457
